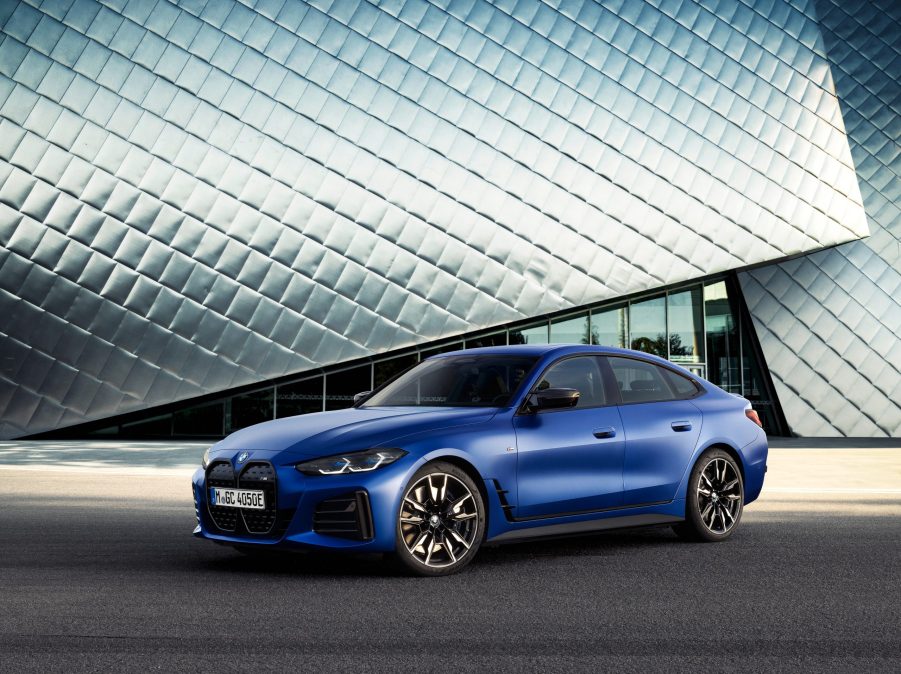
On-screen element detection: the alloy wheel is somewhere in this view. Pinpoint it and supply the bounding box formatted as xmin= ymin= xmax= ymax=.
xmin=696 ymin=458 xmax=742 ymax=534
xmin=399 ymin=472 xmax=479 ymax=569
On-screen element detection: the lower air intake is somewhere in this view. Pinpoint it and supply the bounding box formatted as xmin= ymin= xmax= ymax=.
xmin=313 ymin=491 xmax=374 ymax=541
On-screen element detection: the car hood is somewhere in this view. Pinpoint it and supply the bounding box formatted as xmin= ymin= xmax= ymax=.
xmin=211 ymin=406 xmax=499 ymax=459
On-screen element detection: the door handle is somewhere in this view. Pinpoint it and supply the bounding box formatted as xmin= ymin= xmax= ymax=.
xmin=593 ymin=426 xmax=616 ymax=439
xmin=671 ymin=420 xmax=692 ymax=432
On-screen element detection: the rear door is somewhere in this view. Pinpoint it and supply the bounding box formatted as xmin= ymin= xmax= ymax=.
xmin=604 ymin=356 xmax=702 ymax=506
xmin=513 ymin=356 xmax=625 ymax=519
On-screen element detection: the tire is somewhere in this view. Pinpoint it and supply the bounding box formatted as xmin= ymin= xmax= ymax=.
xmin=673 ymin=448 xmax=744 ymax=542
xmin=394 ymin=461 xmax=485 ymax=576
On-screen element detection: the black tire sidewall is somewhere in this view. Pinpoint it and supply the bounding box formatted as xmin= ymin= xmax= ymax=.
xmin=683 ymin=449 xmax=744 ymax=542
xmin=394 ymin=461 xmax=485 ymax=576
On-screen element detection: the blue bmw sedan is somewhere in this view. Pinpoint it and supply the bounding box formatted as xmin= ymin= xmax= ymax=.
xmin=193 ymin=345 xmax=767 ymax=575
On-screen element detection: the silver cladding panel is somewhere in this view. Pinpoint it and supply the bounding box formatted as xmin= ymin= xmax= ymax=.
xmin=740 ymin=0 xmax=900 ymax=438
xmin=0 ymin=0 xmax=868 ymax=438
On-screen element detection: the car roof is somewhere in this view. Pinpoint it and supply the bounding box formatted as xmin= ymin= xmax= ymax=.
xmin=426 ymin=343 xmax=698 ymax=375
xmin=429 ymin=344 xmax=654 ymax=359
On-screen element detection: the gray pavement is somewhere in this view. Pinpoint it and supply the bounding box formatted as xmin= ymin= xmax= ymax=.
xmin=0 ymin=441 xmax=899 ymax=672
xmin=0 ymin=439 xmax=208 ymax=472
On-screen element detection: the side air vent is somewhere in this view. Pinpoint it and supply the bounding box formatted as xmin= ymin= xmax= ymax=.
xmin=313 ymin=491 xmax=374 ymax=541
xmin=493 ymin=479 xmax=515 ymax=521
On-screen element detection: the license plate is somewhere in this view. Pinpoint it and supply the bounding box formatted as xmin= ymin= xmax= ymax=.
xmin=209 ymin=487 xmax=266 ymax=510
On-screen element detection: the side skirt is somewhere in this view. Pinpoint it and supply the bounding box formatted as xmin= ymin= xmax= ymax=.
xmin=487 ymin=513 xmax=683 ymax=545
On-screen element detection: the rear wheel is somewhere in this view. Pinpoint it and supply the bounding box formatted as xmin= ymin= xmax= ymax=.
xmin=673 ymin=448 xmax=744 ymax=542
xmin=394 ymin=462 xmax=485 ymax=576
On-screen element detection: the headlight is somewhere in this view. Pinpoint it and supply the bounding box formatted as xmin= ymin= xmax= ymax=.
xmin=201 ymin=448 xmax=211 ymax=469
xmin=295 ymin=448 xmax=407 ymax=476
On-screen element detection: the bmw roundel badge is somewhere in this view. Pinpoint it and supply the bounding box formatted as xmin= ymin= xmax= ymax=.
xmin=237 ymin=451 xmax=249 ymax=464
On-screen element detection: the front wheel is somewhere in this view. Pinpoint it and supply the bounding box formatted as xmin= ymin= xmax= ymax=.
xmin=394 ymin=462 xmax=485 ymax=576
xmin=673 ymin=449 xmax=744 ymax=542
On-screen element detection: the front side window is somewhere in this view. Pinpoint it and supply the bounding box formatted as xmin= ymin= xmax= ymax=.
xmin=536 ymin=356 xmax=607 ymax=408
xmin=362 ymin=356 xmax=538 ymax=408
xmin=608 ymin=357 xmax=696 ymax=403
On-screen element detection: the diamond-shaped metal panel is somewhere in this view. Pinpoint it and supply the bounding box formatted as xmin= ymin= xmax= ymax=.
xmin=0 ymin=0 xmax=869 ymax=438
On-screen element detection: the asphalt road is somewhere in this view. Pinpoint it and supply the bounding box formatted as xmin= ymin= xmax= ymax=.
xmin=1 ymin=447 xmax=900 ymax=672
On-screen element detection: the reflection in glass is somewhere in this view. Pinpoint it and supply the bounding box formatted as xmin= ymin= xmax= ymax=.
xmin=509 ymin=322 xmax=549 ymax=344
xmin=229 ymin=389 xmax=274 ymax=432
xmin=325 ymin=364 xmax=372 ymax=411
xmin=87 ymin=423 xmax=119 ymax=436
xmin=465 ymin=332 xmax=507 ymax=348
xmin=549 ymin=313 xmax=590 ymax=344
xmin=704 ymin=282 xmax=740 ymax=394
xmin=374 ymin=354 xmax=418 ymax=388
xmin=538 ymin=356 xmax=607 ymax=406
xmin=174 ymin=401 xmax=223 ymax=436
xmin=419 ymin=342 xmax=463 ymax=359
xmin=364 ymin=356 xmax=537 ymax=407
xmin=608 ymin=356 xmax=675 ymax=403
xmin=741 ymin=322 xmax=780 ymax=433
xmin=629 ymin=295 xmax=666 ymax=357
xmin=591 ymin=305 xmax=626 ymax=347
xmin=276 ymin=377 xmax=324 ymax=417
xmin=119 ymin=414 xmax=172 ymax=437
xmin=667 ymin=287 xmax=704 ymax=363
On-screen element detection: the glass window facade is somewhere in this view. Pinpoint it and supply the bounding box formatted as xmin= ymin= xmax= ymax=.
xmin=228 ymin=390 xmax=273 ymax=433
xmin=629 ymin=295 xmax=667 ymax=357
xmin=742 ymin=328 xmax=782 ymax=434
xmin=591 ymin=305 xmax=627 ymax=348
xmin=667 ymin=287 xmax=704 ymax=363
xmin=549 ymin=313 xmax=590 ymax=344
xmin=464 ymin=332 xmax=507 ymax=349
xmin=84 ymin=275 xmax=786 ymax=437
xmin=509 ymin=322 xmax=549 ymax=344
xmin=174 ymin=402 xmax=224 ymax=436
xmin=119 ymin=414 xmax=172 ymax=438
xmin=419 ymin=342 xmax=464 ymax=359
xmin=704 ymin=282 xmax=740 ymax=394
xmin=325 ymin=365 xmax=372 ymax=411
xmin=276 ymin=377 xmax=324 ymax=418
xmin=373 ymin=354 xmax=419 ymax=388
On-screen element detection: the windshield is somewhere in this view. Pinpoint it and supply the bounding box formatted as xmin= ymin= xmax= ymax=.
xmin=362 ymin=355 xmax=539 ymax=408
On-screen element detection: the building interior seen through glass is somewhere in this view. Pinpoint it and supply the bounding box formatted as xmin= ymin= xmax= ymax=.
xmin=85 ymin=275 xmax=785 ymax=438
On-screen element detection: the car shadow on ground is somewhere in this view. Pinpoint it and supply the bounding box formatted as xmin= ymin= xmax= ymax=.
xmin=194 ymin=524 xmax=683 ymax=578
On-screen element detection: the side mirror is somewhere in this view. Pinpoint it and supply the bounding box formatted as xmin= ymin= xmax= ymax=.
xmin=534 ymin=387 xmax=580 ymax=411
xmin=353 ymin=391 xmax=372 ymax=405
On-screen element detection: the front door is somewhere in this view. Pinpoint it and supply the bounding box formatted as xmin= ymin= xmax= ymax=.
xmin=512 ymin=356 xmax=625 ymax=519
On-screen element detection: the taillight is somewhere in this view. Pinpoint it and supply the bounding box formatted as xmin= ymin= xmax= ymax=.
xmin=745 ymin=408 xmax=762 ymax=428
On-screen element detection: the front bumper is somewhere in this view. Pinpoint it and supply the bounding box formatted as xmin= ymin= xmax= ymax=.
xmin=192 ymin=450 xmax=413 ymax=552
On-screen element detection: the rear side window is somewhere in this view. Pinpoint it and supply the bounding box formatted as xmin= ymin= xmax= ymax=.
xmin=663 ymin=368 xmax=700 ymax=398
xmin=607 ymin=357 xmax=697 ymax=403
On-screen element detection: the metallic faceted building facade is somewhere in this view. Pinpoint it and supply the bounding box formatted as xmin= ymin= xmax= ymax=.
xmin=0 ymin=0 xmax=888 ymax=439
xmin=740 ymin=0 xmax=901 ymax=437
